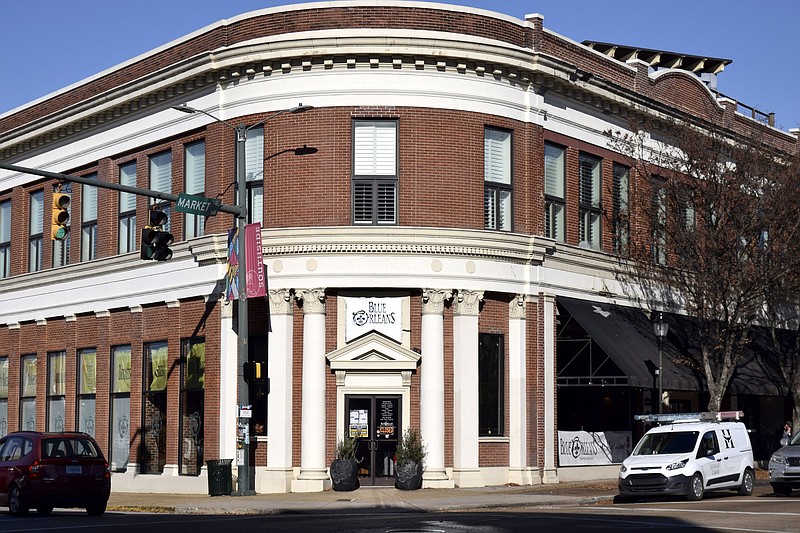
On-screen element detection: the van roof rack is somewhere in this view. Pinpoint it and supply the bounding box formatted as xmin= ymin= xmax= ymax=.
xmin=634 ymin=411 xmax=744 ymax=423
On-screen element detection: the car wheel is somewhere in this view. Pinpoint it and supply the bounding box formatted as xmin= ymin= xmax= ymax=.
xmin=687 ymin=472 xmax=704 ymax=501
xmin=86 ymin=501 xmax=107 ymax=516
xmin=8 ymin=485 xmax=28 ymax=516
xmin=738 ymin=468 xmax=754 ymax=496
xmin=37 ymin=505 xmax=54 ymax=515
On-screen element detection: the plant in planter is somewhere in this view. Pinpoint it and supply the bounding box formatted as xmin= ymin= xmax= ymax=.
xmin=330 ymin=435 xmax=360 ymax=491
xmin=394 ymin=428 xmax=427 ymax=490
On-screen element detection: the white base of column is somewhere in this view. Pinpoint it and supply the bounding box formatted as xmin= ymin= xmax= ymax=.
xmin=541 ymin=468 xmax=559 ymax=484
xmin=422 ymin=468 xmax=454 ymax=488
xmin=508 ymin=467 xmax=535 ymax=486
xmin=291 ymin=478 xmax=331 ymax=492
xmin=451 ymin=469 xmax=485 ymax=488
xmin=257 ymin=468 xmax=294 ymax=493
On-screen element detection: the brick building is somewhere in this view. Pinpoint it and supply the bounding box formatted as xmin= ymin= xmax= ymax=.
xmin=0 ymin=1 xmax=797 ymax=494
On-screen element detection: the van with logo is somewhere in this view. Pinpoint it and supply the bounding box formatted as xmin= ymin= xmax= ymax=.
xmin=618 ymin=411 xmax=754 ymax=501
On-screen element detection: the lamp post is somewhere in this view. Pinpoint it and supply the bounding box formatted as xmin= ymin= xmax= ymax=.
xmin=653 ymin=312 xmax=669 ymax=415
xmin=173 ymin=102 xmax=313 ymax=495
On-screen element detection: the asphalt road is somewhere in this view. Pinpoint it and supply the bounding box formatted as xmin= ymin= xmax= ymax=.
xmin=1 ymin=485 xmax=798 ymax=533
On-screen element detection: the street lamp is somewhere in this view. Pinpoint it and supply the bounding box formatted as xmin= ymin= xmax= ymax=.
xmin=173 ymin=102 xmax=313 ymax=495
xmin=653 ymin=312 xmax=669 ymax=415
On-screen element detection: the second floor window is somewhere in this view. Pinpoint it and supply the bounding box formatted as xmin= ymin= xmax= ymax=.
xmin=612 ymin=163 xmax=630 ymax=256
xmin=81 ymin=174 xmax=98 ymax=262
xmin=544 ymin=143 xmax=566 ymax=242
xmin=652 ymin=177 xmax=667 ymax=265
xmin=484 ymin=127 xmax=512 ymax=231
xmin=0 ymin=199 xmax=10 ymax=278
xmin=119 ymin=162 xmax=137 ymax=254
xmin=245 ymin=127 xmax=264 ymax=225
xmin=578 ymin=153 xmax=602 ymax=249
xmin=184 ymin=141 xmax=206 ymax=238
xmin=353 ymin=120 xmax=397 ymax=225
xmin=149 ymin=151 xmax=172 ymax=231
xmin=29 ymin=190 xmax=43 ymax=272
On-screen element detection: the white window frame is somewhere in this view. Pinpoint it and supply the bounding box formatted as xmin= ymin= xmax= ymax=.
xmin=544 ymin=143 xmax=566 ymax=242
xmin=352 ymin=120 xmax=398 ymax=225
xmin=184 ymin=141 xmax=206 ymax=238
xmin=118 ymin=162 xmax=137 ymax=254
xmin=484 ymin=127 xmax=512 ymax=231
xmin=578 ymin=152 xmax=602 ymax=249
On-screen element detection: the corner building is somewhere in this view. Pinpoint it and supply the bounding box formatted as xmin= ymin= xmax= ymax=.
xmin=0 ymin=1 xmax=797 ymax=494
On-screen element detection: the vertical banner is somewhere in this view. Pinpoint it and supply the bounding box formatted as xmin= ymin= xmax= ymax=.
xmin=80 ymin=350 xmax=97 ymax=395
xmin=225 ymin=227 xmax=240 ymax=301
xmin=244 ymin=222 xmax=266 ymax=298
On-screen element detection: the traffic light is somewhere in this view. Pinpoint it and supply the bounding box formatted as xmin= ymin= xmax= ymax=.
xmin=51 ymin=192 xmax=70 ymax=240
xmin=243 ymin=361 xmax=267 ymax=383
xmin=140 ymin=208 xmax=174 ymax=261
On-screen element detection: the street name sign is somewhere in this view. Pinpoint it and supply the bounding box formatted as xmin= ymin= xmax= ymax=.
xmin=175 ymin=193 xmax=222 ymax=216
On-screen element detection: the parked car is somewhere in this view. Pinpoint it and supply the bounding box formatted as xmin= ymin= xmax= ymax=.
xmin=0 ymin=431 xmax=111 ymax=516
xmin=618 ymin=411 xmax=755 ymax=501
xmin=768 ymin=430 xmax=800 ymax=496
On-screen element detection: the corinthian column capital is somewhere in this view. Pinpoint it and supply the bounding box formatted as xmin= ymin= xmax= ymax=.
xmin=268 ymin=288 xmax=294 ymax=315
xmin=453 ymin=289 xmax=484 ymax=316
xmin=509 ymin=294 xmax=527 ymax=320
xmin=422 ymin=289 xmax=453 ymax=315
xmin=295 ymin=288 xmax=326 ymax=314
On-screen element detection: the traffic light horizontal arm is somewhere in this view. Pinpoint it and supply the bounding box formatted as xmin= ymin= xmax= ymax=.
xmin=0 ymin=162 xmax=247 ymax=218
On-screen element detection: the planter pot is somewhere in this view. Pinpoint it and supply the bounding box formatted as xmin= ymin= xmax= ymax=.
xmin=330 ymin=458 xmax=360 ymax=491
xmin=394 ymin=461 xmax=423 ymax=490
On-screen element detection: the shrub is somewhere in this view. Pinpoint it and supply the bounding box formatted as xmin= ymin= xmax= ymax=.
xmin=395 ymin=428 xmax=426 ymax=466
xmin=335 ymin=435 xmax=359 ymax=461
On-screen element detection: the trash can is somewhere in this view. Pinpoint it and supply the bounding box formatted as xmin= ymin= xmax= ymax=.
xmin=206 ymin=459 xmax=233 ymax=496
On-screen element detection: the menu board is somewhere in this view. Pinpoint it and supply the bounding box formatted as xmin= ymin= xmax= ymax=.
xmin=378 ymin=399 xmax=396 ymax=438
xmin=349 ymin=409 xmax=369 ymax=438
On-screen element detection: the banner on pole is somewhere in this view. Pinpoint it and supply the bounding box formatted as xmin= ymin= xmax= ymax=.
xmin=226 ymin=223 xmax=266 ymax=300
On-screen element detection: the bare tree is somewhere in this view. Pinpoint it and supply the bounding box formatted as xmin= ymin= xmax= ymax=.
xmin=608 ymin=118 xmax=800 ymax=412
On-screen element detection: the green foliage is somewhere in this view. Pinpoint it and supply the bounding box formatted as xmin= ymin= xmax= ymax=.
xmin=395 ymin=428 xmax=427 ymax=466
xmin=335 ymin=435 xmax=359 ymax=461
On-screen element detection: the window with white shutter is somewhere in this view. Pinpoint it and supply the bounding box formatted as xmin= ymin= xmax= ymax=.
xmin=184 ymin=141 xmax=206 ymax=238
xmin=245 ymin=127 xmax=264 ymax=224
xmin=544 ymin=143 xmax=565 ymax=241
xmin=484 ymin=128 xmax=512 ymax=231
xmin=578 ymin=153 xmax=602 ymax=249
xmin=29 ymin=190 xmax=44 ymax=272
xmin=352 ymin=120 xmax=397 ymax=225
xmin=81 ymin=173 xmax=98 ymax=262
xmin=118 ymin=162 xmax=137 ymax=254
xmin=149 ymin=151 xmax=172 ymax=231
xmin=0 ymin=199 xmax=10 ymax=277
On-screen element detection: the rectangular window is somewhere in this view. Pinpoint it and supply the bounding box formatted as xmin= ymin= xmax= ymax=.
xmin=578 ymin=153 xmax=602 ymax=249
xmin=245 ymin=127 xmax=264 ymax=225
xmin=184 ymin=141 xmax=206 ymax=238
xmin=119 ymin=162 xmax=137 ymax=254
xmin=142 ymin=341 xmax=167 ymax=474
xmin=149 ymin=151 xmax=172 ymax=231
xmin=353 ymin=120 xmax=398 ymax=225
xmin=28 ymin=191 xmax=44 ymax=272
xmin=81 ymin=174 xmax=98 ymax=262
xmin=77 ymin=348 xmax=97 ymax=437
xmin=652 ymin=178 xmax=667 ymax=265
xmin=0 ymin=356 xmax=8 ymax=438
xmin=544 ymin=143 xmax=566 ymax=242
xmin=52 ymin=183 xmax=72 ymax=267
xmin=612 ymin=163 xmax=630 ymax=256
xmin=20 ymin=354 xmax=37 ymax=431
xmin=47 ymin=351 xmax=66 ymax=432
xmin=110 ymin=345 xmax=131 ymax=472
xmin=0 ymin=199 xmax=10 ymax=278
xmin=180 ymin=338 xmax=204 ymax=475
xmin=484 ymin=127 xmax=512 ymax=231
xmin=478 ymin=333 xmax=504 ymax=436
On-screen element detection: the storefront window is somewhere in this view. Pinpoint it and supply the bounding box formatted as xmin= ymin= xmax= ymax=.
xmin=47 ymin=351 xmax=66 ymax=432
xmin=180 ymin=338 xmax=204 ymax=475
xmin=478 ymin=333 xmax=504 ymax=436
xmin=141 ymin=342 xmax=167 ymax=474
xmin=77 ymin=348 xmax=97 ymax=436
xmin=110 ymin=345 xmax=131 ymax=472
xmin=20 ymin=354 xmax=37 ymax=431
xmin=0 ymin=356 xmax=8 ymax=437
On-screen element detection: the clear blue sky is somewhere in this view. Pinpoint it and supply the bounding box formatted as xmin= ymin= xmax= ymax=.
xmin=2 ymin=0 xmax=797 ymax=131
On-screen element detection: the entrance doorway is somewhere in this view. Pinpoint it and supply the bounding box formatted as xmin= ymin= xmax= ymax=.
xmin=345 ymin=395 xmax=400 ymax=486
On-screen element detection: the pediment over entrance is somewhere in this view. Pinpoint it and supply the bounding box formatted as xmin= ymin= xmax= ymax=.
xmin=327 ymin=332 xmax=420 ymax=371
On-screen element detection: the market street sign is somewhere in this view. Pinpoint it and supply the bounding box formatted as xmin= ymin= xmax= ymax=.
xmin=175 ymin=193 xmax=222 ymax=216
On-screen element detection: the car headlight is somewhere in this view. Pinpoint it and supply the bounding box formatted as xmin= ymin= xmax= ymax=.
xmin=770 ymin=454 xmax=786 ymax=465
xmin=666 ymin=458 xmax=689 ymax=471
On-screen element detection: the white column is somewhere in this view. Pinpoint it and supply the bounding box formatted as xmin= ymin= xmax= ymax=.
xmin=291 ymin=288 xmax=330 ymax=492
xmin=542 ymin=294 xmax=559 ymax=483
xmin=420 ymin=288 xmax=453 ymax=488
xmin=260 ymin=289 xmax=294 ymax=493
xmin=508 ymin=294 xmax=532 ymax=485
xmin=451 ymin=289 xmax=484 ymax=488
xmin=218 ymin=301 xmax=238 ymax=462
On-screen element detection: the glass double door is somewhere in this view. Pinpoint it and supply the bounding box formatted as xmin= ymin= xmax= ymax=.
xmin=345 ymin=395 xmax=400 ymax=486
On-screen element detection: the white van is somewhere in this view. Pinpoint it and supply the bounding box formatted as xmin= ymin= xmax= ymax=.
xmin=618 ymin=411 xmax=755 ymax=500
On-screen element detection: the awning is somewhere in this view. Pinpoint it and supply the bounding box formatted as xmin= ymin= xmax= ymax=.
xmin=558 ymin=297 xmax=701 ymax=390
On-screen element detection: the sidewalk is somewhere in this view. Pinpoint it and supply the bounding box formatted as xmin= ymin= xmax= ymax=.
xmin=108 ymin=480 xmax=619 ymax=515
